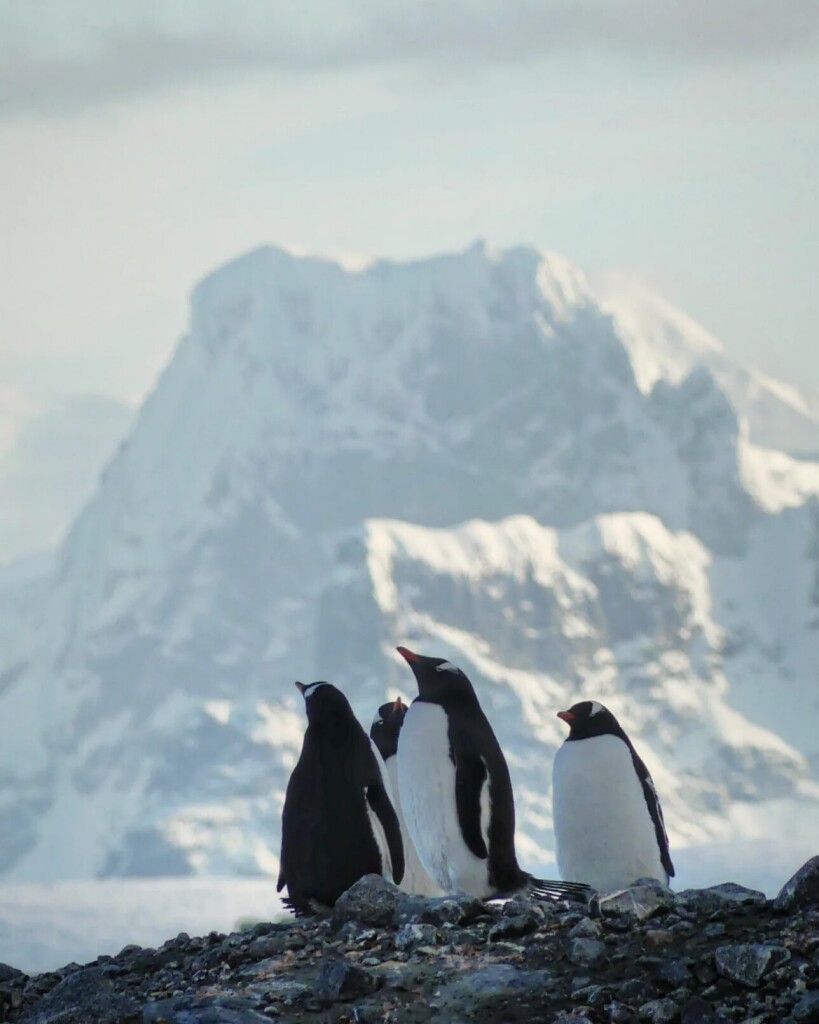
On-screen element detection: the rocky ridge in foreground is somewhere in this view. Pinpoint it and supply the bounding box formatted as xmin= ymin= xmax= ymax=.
xmin=1 ymin=858 xmax=817 ymax=1024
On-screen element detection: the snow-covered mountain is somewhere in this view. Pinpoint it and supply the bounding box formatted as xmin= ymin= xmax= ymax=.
xmin=593 ymin=276 xmax=819 ymax=458
xmin=1 ymin=241 xmax=817 ymax=883
xmin=0 ymin=388 xmax=132 ymax=564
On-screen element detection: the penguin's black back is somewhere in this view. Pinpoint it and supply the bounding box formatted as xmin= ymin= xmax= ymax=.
xmin=278 ymin=683 xmax=404 ymax=911
xmin=444 ymin=692 xmax=526 ymax=893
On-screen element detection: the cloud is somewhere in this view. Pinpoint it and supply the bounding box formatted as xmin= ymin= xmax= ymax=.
xmin=2 ymin=1 xmax=818 ymax=118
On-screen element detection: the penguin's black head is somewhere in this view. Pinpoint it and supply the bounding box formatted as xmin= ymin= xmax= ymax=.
xmin=295 ymin=681 xmax=355 ymax=729
xmin=557 ymin=700 xmax=623 ymax=741
xmin=396 ymin=647 xmax=478 ymax=705
xmin=370 ymin=697 xmax=408 ymax=760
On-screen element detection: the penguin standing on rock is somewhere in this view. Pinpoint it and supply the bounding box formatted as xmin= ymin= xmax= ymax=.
xmin=553 ymin=700 xmax=674 ymax=893
xmin=278 ymin=681 xmax=404 ymax=913
xmin=396 ymin=646 xmax=590 ymax=902
xmin=370 ymin=697 xmax=442 ymax=897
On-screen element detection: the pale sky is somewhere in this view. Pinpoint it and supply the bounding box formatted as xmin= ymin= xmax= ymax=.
xmin=1 ymin=1 xmax=817 ymax=403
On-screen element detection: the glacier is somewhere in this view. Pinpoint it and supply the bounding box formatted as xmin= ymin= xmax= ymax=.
xmin=0 ymin=240 xmax=817 ymax=883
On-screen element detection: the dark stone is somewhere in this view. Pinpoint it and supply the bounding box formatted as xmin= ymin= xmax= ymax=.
xmin=488 ymin=911 xmax=539 ymax=941
xmin=680 ymin=998 xmax=720 ymax=1024
xmin=792 ymin=990 xmax=819 ymax=1024
xmin=0 ymin=964 xmax=26 ymax=983
xmin=332 ymin=874 xmax=402 ymax=928
xmin=639 ymin=997 xmax=679 ymax=1023
xmin=655 ymin=959 xmax=693 ymax=990
xmin=597 ymin=883 xmax=673 ymax=924
xmin=436 ymin=962 xmax=551 ymax=1012
xmin=714 ymin=943 xmax=790 ymax=988
xmin=314 ymin=957 xmax=377 ymax=1002
xmin=568 ymin=916 xmax=603 ymax=940
xmin=619 ymin=978 xmax=657 ymax=1003
xmin=419 ymin=896 xmax=487 ymax=926
xmin=568 ymin=937 xmax=607 ymax=966
xmin=394 ymin=923 xmax=438 ymax=951
xmin=14 ymin=966 xmax=140 ymax=1024
xmin=610 ymin=1002 xmax=638 ymax=1023
xmin=775 ymin=857 xmax=819 ymax=912
xmin=675 ymin=884 xmax=766 ymax=918
xmin=143 ymin=998 xmax=271 ymax=1023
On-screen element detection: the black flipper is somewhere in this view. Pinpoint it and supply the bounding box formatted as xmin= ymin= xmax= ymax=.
xmin=366 ymin=779 xmax=405 ymax=885
xmin=629 ymin=749 xmax=675 ymax=878
xmin=454 ymin=752 xmax=489 ymax=860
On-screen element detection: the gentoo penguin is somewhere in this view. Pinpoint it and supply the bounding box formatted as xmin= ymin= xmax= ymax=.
xmin=370 ymin=697 xmax=442 ymax=897
xmin=277 ymin=681 xmax=404 ymax=913
xmin=396 ymin=647 xmax=590 ymax=901
xmin=553 ymin=700 xmax=674 ymax=893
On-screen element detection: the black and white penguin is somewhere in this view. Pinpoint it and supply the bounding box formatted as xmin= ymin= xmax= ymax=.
xmin=277 ymin=681 xmax=404 ymax=913
xmin=370 ymin=697 xmax=442 ymax=897
xmin=553 ymin=699 xmax=674 ymax=892
xmin=396 ymin=647 xmax=590 ymax=901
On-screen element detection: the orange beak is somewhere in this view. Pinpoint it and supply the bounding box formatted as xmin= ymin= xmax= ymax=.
xmin=557 ymin=710 xmax=574 ymax=723
xmin=295 ymin=681 xmax=306 ymax=695
xmin=397 ymin=646 xmax=420 ymax=663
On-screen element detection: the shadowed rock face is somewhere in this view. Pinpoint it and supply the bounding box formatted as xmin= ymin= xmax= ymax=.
xmin=2 ymin=858 xmax=818 ymax=1024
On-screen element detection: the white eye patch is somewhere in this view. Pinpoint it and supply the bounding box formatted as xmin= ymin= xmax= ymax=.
xmin=371 ymin=711 xmax=384 ymax=726
xmin=302 ymin=682 xmax=329 ymax=700
xmin=589 ymin=700 xmax=603 ymax=716
xmin=435 ymin=660 xmax=458 ymax=673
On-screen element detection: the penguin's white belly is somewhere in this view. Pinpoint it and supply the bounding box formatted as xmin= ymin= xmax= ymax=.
xmin=385 ymin=755 xmax=442 ymax=897
xmin=553 ymin=735 xmax=667 ymax=893
xmin=397 ymin=702 xmax=492 ymax=897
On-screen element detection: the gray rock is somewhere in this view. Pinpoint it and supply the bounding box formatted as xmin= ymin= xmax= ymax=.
xmin=419 ymin=895 xmax=486 ymax=926
xmin=143 ymin=998 xmax=271 ymax=1023
xmin=775 ymin=856 xmax=819 ymax=912
xmin=332 ymin=874 xmax=402 ymax=928
xmin=609 ymin=1002 xmax=638 ymax=1023
xmin=488 ymin=911 xmax=539 ymax=941
xmin=675 ymin=884 xmax=766 ymax=917
xmin=394 ymin=923 xmax=439 ymax=951
xmin=569 ymin=916 xmax=603 ymax=940
xmin=704 ymin=883 xmax=767 ymax=906
xmin=619 ymin=978 xmax=657 ymax=1003
xmin=714 ymin=943 xmax=790 ymax=988
xmin=568 ymin=937 xmax=607 ymax=966
xmin=439 ymin=963 xmax=550 ymax=1001
xmin=597 ymin=883 xmax=673 ymax=923
xmin=655 ymin=958 xmax=693 ymax=990
xmin=639 ymin=997 xmax=679 ymax=1023
xmin=314 ymin=956 xmax=377 ymax=1002
xmin=15 ymin=966 xmax=140 ymax=1024
xmin=792 ymin=990 xmax=819 ymax=1023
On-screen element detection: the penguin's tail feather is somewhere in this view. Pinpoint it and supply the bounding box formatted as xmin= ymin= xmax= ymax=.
xmin=526 ymin=875 xmax=593 ymax=903
xmin=279 ymin=895 xmax=332 ymax=918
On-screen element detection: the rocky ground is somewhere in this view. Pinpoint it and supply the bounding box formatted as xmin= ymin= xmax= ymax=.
xmin=1 ymin=858 xmax=817 ymax=1024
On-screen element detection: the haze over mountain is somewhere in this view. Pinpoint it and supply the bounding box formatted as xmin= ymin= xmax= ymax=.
xmin=0 ymin=241 xmax=817 ymax=884
xmin=0 ymin=389 xmax=132 ymax=564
